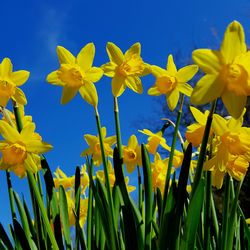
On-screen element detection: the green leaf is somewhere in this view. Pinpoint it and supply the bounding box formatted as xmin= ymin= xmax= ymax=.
xmin=75 ymin=166 xmax=81 ymax=250
xmin=42 ymin=159 xmax=64 ymax=249
xmin=59 ymin=186 xmax=72 ymax=250
xmin=13 ymin=219 xmax=32 ymax=250
xmin=13 ymin=192 xmax=37 ymax=250
xmin=141 ymin=144 xmax=153 ymax=250
xmin=181 ymin=178 xmax=205 ymax=250
xmin=0 ymin=224 xmax=13 ymax=250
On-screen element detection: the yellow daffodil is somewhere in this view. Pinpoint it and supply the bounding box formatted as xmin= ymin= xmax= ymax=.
xmin=151 ymin=153 xmax=172 ymax=194
xmin=204 ymin=112 xmax=250 ymax=188
xmin=65 ymin=189 xmax=88 ymax=227
xmin=148 ymin=55 xmax=198 ymax=111
xmin=185 ymin=107 xmax=213 ymax=147
xmin=47 ymin=43 xmax=103 ymax=107
xmin=191 ymin=21 xmax=250 ymax=119
xmin=139 ymin=129 xmax=170 ymax=154
xmin=96 ymin=161 xmax=135 ymax=192
xmin=81 ymin=127 xmax=116 ymax=166
xmin=123 ymin=134 xmax=141 ymax=173
xmin=0 ymin=58 xmax=29 ymax=107
xmin=101 ymin=42 xmax=150 ymax=97
xmin=0 ymin=121 xmax=52 ymax=177
xmin=53 ymin=166 xmax=89 ymax=194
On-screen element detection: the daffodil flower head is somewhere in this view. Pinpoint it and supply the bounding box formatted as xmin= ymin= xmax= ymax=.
xmin=0 ymin=58 xmax=29 ymax=107
xmin=191 ymin=21 xmax=250 ymax=119
xmin=151 ymin=153 xmax=171 ymax=194
xmin=139 ymin=128 xmax=170 ymax=154
xmin=47 ymin=44 xmax=103 ymax=107
xmin=123 ymin=134 xmax=141 ymax=173
xmin=81 ymin=127 xmax=116 ymax=166
xmin=185 ymin=106 xmax=212 ymax=147
xmin=148 ymin=55 xmax=198 ymax=111
xmin=96 ymin=161 xmax=136 ymax=192
xmin=101 ymin=42 xmax=151 ymax=97
xmin=0 ymin=121 xmax=52 ymax=177
xmin=65 ymin=189 xmax=88 ymax=227
xmin=204 ymin=111 xmax=250 ymax=188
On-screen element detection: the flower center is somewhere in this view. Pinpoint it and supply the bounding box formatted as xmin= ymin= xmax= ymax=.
xmin=57 ymin=64 xmax=84 ymax=88
xmin=123 ymin=148 xmax=137 ymax=162
xmin=0 ymin=80 xmax=15 ymax=97
xmin=221 ymin=132 xmax=246 ymax=155
xmin=220 ymin=64 xmax=249 ymax=95
xmin=156 ymin=76 xmax=177 ymax=94
xmin=2 ymin=142 xmax=27 ymax=165
xmin=118 ymin=54 xmax=144 ymax=76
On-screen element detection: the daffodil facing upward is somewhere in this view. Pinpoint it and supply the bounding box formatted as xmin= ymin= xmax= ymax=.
xmin=47 ymin=43 xmax=103 ymax=107
xmin=191 ymin=21 xmax=250 ymax=118
xmin=101 ymin=42 xmax=150 ymax=97
xmin=204 ymin=112 xmax=250 ymax=188
xmin=81 ymin=127 xmax=116 ymax=166
xmin=0 ymin=58 xmax=29 ymax=107
xmin=148 ymin=55 xmax=198 ymax=111
xmin=0 ymin=121 xmax=52 ymax=177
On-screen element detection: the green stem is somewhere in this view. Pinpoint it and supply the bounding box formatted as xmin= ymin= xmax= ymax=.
xmin=221 ymin=174 xmax=230 ymax=250
xmin=191 ymin=100 xmax=217 ymax=196
xmin=210 ymin=191 xmax=219 ymax=244
xmin=6 ymin=171 xmax=16 ymax=222
xmin=87 ymin=165 xmax=93 ymax=250
xmin=27 ymin=171 xmax=59 ymax=250
xmin=94 ymin=106 xmax=118 ymax=249
xmin=162 ymin=94 xmax=184 ymax=211
xmin=114 ymin=97 xmax=123 ymax=158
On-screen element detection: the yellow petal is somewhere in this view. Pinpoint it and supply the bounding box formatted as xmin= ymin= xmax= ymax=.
xmin=192 ymin=49 xmax=221 ymax=74
xmin=101 ymin=62 xmax=116 ymax=77
xmin=106 ymin=42 xmax=124 ymax=65
xmin=151 ymin=65 xmax=168 ymax=77
xmin=128 ymin=135 xmax=138 ymax=149
xmin=203 ymin=156 xmax=216 ymax=170
xmin=11 ymin=70 xmax=30 ymax=86
xmin=101 ymin=127 xmax=107 ymax=138
xmin=220 ymin=21 xmax=246 ymax=64
xmin=84 ymin=134 xmax=98 ymax=146
xmin=112 ymin=74 xmax=126 ymax=97
xmin=166 ymin=55 xmax=177 ymax=75
xmin=26 ymin=141 xmax=52 ymax=154
xmin=167 ymin=88 xmax=179 ymax=111
xmin=85 ymin=67 xmax=103 ymax=83
xmin=0 ymin=96 xmax=9 ymax=107
xmin=185 ymin=124 xmax=205 ymax=147
xmin=125 ymin=42 xmax=141 ymax=58
xmin=212 ymin=115 xmax=227 ymax=136
xmin=79 ymin=82 xmax=98 ymax=107
xmin=47 ymin=70 xmax=64 ymax=86
xmin=222 ymin=90 xmax=247 ymax=119
xmin=178 ymin=83 xmax=193 ymax=96
xmin=20 ymin=123 xmax=36 ymax=140
xmin=190 ymin=106 xmax=206 ymax=125
xmin=190 ymin=74 xmax=224 ymax=105
xmin=212 ymin=168 xmax=225 ymax=189
xmin=77 ymin=43 xmax=95 ymax=71
xmin=125 ymin=76 xmax=143 ymax=94
xmin=126 ymin=162 xmax=136 ymax=173
xmin=1 ymin=58 xmax=12 ymax=77
xmin=176 ymin=65 xmax=198 ymax=83
xmin=105 ymin=135 xmax=116 ymax=145
xmin=25 ymin=153 xmax=39 ymax=173
xmin=147 ymin=86 xmax=161 ymax=96
xmin=0 ymin=120 xmax=21 ymax=142
xmin=13 ymin=88 xmax=27 ymax=106
xmin=60 ymin=87 xmax=78 ymax=104
xmin=57 ymin=46 xmax=75 ymax=64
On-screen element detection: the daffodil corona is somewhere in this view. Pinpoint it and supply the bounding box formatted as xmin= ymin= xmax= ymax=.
xmin=101 ymin=42 xmax=150 ymax=97
xmin=47 ymin=44 xmax=103 ymax=107
xmin=148 ymin=55 xmax=198 ymax=111
xmin=0 ymin=121 xmax=52 ymax=177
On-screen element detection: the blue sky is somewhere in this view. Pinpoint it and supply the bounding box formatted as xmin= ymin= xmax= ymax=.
xmin=1 ymin=0 xmax=250 ymax=227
